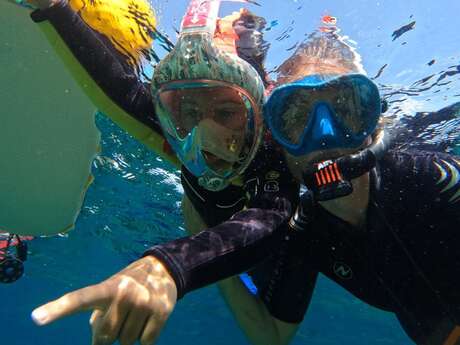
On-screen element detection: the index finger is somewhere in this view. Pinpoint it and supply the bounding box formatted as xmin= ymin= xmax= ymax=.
xmin=32 ymin=283 xmax=110 ymax=326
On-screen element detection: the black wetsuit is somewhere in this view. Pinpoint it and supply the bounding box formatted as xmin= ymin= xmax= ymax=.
xmin=147 ymin=150 xmax=460 ymax=345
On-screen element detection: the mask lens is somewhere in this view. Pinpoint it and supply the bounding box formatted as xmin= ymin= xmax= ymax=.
xmin=157 ymin=85 xmax=249 ymax=138
xmin=278 ymin=88 xmax=316 ymax=145
xmin=155 ymin=83 xmax=259 ymax=177
xmin=330 ymin=77 xmax=379 ymax=136
xmin=271 ymin=74 xmax=380 ymax=148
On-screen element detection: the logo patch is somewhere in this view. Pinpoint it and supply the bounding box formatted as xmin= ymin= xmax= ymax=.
xmin=317 ymin=160 xmax=333 ymax=170
xmin=264 ymin=180 xmax=280 ymax=193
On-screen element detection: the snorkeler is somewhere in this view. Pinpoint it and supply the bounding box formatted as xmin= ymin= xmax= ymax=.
xmin=26 ymin=0 xmax=301 ymax=344
xmin=33 ymin=29 xmax=460 ymax=345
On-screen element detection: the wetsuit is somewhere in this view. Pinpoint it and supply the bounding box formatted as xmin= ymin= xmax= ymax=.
xmin=146 ymin=150 xmax=460 ymax=345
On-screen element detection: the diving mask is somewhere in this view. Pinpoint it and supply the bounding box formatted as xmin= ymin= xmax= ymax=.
xmin=152 ymin=0 xmax=265 ymax=191
xmin=264 ymin=74 xmax=382 ymax=157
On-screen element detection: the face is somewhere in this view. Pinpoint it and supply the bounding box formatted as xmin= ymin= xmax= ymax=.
xmin=158 ymin=86 xmax=250 ymax=170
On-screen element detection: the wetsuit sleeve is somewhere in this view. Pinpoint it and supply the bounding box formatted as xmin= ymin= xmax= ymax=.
xmin=30 ymin=1 xmax=160 ymax=132
xmin=143 ymin=197 xmax=292 ymax=299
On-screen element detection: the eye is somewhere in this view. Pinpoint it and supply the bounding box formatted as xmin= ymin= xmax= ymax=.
xmin=214 ymin=104 xmax=246 ymax=129
xmin=216 ymin=108 xmax=237 ymax=118
xmin=181 ymin=103 xmax=201 ymax=120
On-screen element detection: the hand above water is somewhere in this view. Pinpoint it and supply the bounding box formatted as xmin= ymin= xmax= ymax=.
xmin=32 ymin=256 xmax=177 ymax=345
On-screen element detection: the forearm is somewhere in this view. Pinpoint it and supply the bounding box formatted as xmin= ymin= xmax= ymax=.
xmin=144 ymin=202 xmax=290 ymax=298
xmin=31 ymin=0 xmax=158 ymax=128
xmin=218 ymin=277 xmax=298 ymax=345
xmin=182 ymin=194 xmax=297 ymax=344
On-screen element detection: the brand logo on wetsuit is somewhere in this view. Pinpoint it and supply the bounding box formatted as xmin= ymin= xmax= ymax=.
xmin=263 ymin=170 xmax=280 ymax=193
xmin=434 ymin=159 xmax=460 ymax=203
xmin=333 ymin=262 xmax=353 ymax=280
xmin=264 ymin=180 xmax=279 ymax=192
xmin=265 ymin=170 xmax=280 ymax=180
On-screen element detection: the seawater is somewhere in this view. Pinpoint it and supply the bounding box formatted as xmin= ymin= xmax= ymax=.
xmin=1 ymin=0 xmax=460 ymax=344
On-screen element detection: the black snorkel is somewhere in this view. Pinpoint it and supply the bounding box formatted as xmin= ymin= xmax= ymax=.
xmin=290 ymin=128 xmax=390 ymax=231
xmin=303 ymin=128 xmax=390 ymax=202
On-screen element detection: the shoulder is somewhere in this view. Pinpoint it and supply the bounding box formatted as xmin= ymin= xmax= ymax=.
xmin=377 ymin=149 xmax=460 ymax=206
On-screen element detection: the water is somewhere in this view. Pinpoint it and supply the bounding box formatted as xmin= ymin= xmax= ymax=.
xmin=0 ymin=115 xmax=410 ymax=345
xmin=1 ymin=0 xmax=460 ymax=344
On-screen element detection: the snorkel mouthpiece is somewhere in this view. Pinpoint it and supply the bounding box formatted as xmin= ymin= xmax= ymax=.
xmin=302 ymin=129 xmax=390 ymax=201
xmin=289 ymin=131 xmax=389 ymax=232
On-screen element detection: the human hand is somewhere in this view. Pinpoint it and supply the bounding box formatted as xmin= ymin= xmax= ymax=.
xmin=32 ymin=256 xmax=177 ymax=345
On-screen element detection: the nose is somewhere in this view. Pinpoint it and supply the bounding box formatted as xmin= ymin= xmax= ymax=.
xmin=311 ymin=103 xmax=336 ymax=141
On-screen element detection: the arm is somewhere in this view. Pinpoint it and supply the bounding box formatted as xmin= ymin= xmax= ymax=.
xmin=218 ymin=277 xmax=300 ymax=345
xmin=31 ymin=0 xmax=157 ymax=129
xmin=31 ymin=194 xmax=305 ymax=345
xmin=181 ymin=194 xmax=301 ymax=345
xmin=176 ymin=142 xmax=312 ymax=345
xmin=28 ymin=0 xmax=180 ymax=166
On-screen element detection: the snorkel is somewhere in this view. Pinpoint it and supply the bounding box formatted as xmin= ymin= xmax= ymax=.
xmin=302 ymin=125 xmax=389 ymax=202
xmin=152 ymin=0 xmax=265 ymax=191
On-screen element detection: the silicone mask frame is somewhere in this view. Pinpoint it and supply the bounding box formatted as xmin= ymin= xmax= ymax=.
xmin=264 ymin=73 xmax=381 ymax=156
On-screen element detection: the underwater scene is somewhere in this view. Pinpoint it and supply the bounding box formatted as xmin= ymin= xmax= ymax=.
xmin=1 ymin=0 xmax=460 ymax=344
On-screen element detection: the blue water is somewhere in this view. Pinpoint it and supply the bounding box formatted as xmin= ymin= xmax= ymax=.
xmin=2 ymin=0 xmax=460 ymax=344
xmin=0 ymin=114 xmax=412 ymax=344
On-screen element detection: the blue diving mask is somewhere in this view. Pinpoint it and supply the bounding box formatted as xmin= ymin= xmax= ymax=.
xmin=264 ymin=74 xmax=382 ymax=156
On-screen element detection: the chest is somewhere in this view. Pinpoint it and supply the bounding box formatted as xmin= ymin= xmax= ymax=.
xmin=306 ymin=216 xmax=396 ymax=311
